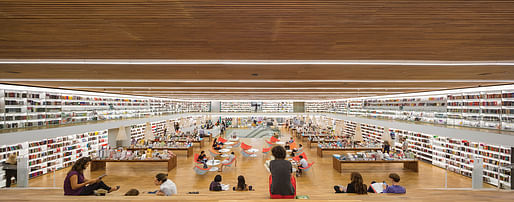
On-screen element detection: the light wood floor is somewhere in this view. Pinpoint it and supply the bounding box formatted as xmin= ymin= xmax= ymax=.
xmin=1 ymin=127 xmax=512 ymax=201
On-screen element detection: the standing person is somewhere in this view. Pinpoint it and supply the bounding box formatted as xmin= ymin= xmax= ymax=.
xmin=334 ymin=172 xmax=368 ymax=194
xmin=383 ymin=141 xmax=391 ymax=154
xmin=269 ymin=146 xmax=295 ymax=198
xmin=402 ymin=138 xmax=409 ymax=152
xmin=63 ymin=157 xmax=119 ymax=195
xmin=383 ymin=173 xmax=406 ymax=193
xmin=154 ymin=173 xmax=177 ymax=196
xmin=2 ymin=154 xmax=17 ymax=187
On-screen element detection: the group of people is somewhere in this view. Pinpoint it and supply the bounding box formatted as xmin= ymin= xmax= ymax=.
xmin=334 ymin=172 xmax=406 ymax=194
xmin=209 ymin=175 xmax=253 ymax=191
xmin=63 ymin=157 xmax=178 ymax=196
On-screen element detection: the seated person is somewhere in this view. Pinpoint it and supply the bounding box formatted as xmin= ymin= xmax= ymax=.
xmin=220 ymin=152 xmax=236 ymax=172
xmin=269 ymin=146 xmax=295 ymax=198
xmin=209 ymin=175 xmax=223 ymax=191
xmin=334 ymin=172 xmax=367 ymax=194
xmin=63 ymin=157 xmax=119 ymax=195
xmin=296 ymin=155 xmax=308 ymax=176
xmin=234 ymin=175 xmax=251 ymax=191
xmin=212 ymin=139 xmax=222 ymax=150
xmin=154 ymin=173 xmax=177 ymax=196
xmin=198 ymin=151 xmax=208 ymax=163
xmin=383 ymin=173 xmax=406 ymax=193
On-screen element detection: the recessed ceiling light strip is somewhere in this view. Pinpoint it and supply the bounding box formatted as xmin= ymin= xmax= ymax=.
xmin=1 ymin=79 xmax=513 ymax=83
xmin=1 ymin=59 xmax=514 ymax=66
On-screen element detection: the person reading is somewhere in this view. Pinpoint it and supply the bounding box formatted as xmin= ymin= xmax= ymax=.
xmin=63 ymin=157 xmax=119 ymax=195
xmin=334 ymin=172 xmax=367 ymax=194
xmin=383 ymin=173 xmax=406 ymax=193
xmin=153 ymin=173 xmax=177 ymax=196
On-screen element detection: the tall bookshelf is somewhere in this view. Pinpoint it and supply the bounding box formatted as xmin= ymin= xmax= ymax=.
xmin=220 ymin=102 xmax=252 ymax=112
xmin=262 ymin=102 xmax=293 ymax=112
xmin=305 ymin=102 xmax=329 ymax=112
xmin=0 ymin=85 xmax=211 ymax=130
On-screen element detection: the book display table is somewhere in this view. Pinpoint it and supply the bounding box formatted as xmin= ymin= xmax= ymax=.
xmin=91 ymin=156 xmax=177 ymax=172
xmin=332 ymin=156 xmax=418 ymax=173
xmin=317 ymin=147 xmax=382 ymax=157
xmin=307 ymin=139 xmax=344 ymax=148
xmin=127 ymin=146 xmax=193 ymax=156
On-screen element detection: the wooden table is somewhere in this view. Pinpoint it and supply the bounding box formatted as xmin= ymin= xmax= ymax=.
xmin=307 ymin=139 xmax=344 ymax=148
xmin=127 ymin=147 xmax=193 ymax=156
xmin=333 ymin=156 xmax=419 ymax=173
xmin=174 ymin=139 xmax=205 ymax=148
xmin=317 ymin=147 xmax=382 ymax=157
xmin=90 ymin=157 xmax=177 ymax=172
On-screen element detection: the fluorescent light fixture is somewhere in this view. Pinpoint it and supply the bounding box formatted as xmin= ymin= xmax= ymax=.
xmin=60 ymin=86 xmax=443 ymax=90
xmin=1 ymin=79 xmax=513 ymax=83
xmin=1 ymin=59 xmax=514 ymax=66
xmin=104 ymin=91 xmax=402 ymax=94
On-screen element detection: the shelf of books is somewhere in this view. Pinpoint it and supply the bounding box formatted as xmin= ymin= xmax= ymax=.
xmin=151 ymin=121 xmax=167 ymax=138
xmin=360 ymin=124 xmax=385 ymax=143
xmin=27 ymin=130 xmax=108 ymax=179
xmin=305 ymin=102 xmax=329 ymax=112
xmin=262 ymin=102 xmax=293 ymax=112
xmin=332 ymin=85 xmax=514 ymax=132
xmin=1 ymin=85 xmax=211 ymax=131
xmin=220 ymin=102 xmax=252 ymax=112
xmin=328 ymin=101 xmax=347 ymax=113
xmin=130 ymin=124 xmax=146 ymax=142
xmin=387 ymin=127 xmax=511 ymax=188
xmin=0 ymin=143 xmax=26 ymax=187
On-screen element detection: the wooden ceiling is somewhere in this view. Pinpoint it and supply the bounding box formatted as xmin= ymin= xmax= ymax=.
xmin=1 ymin=0 xmax=513 ymax=100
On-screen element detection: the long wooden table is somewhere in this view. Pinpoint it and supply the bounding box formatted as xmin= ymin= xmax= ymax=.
xmin=127 ymin=147 xmax=193 ymax=156
xmin=332 ymin=156 xmax=419 ymax=172
xmin=317 ymin=147 xmax=382 ymax=157
xmin=307 ymin=139 xmax=344 ymax=148
xmin=90 ymin=156 xmax=177 ymax=172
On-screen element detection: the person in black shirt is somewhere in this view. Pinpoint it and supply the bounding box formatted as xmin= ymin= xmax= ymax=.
xmin=269 ymin=146 xmax=295 ymax=197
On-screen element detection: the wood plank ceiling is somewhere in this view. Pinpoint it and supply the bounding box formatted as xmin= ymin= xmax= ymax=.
xmin=1 ymin=0 xmax=513 ymax=100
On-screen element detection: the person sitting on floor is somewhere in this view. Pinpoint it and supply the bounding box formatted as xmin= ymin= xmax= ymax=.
xmin=154 ymin=173 xmax=177 ymax=196
xmin=383 ymin=173 xmax=406 ymax=194
xmin=334 ymin=172 xmax=368 ymax=194
xmin=63 ymin=157 xmax=119 ymax=195
xmin=209 ymin=175 xmax=223 ymax=191
xmin=234 ymin=175 xmax=251 ymax=191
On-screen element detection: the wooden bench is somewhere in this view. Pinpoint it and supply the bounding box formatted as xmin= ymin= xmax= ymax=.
xmin=90 ymin=156 xmax=177 ymax=172
xmin=127 ymin=147 xmax=193 ymax=156
xmin=332 ymin=156 xmax=419 ymax=173
xmin=317 ymin=147 xmax=382 ymax=157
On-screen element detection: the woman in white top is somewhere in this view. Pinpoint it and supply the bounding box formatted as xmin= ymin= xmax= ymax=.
xmin=154 ymin=173 xmax=177 ymax=196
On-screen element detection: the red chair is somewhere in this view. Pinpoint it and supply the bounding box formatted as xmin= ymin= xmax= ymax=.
xmin=194 ymin=165 xmax=210 ymax=175
xmin=262 ymin=147 xmax=272 ymax=154
xmin=269 ymin=175 xmax=296 ymax=199
xmin=218 ymin=137 xmax=228 ymax=143
xmin=240 ymin=142 xmax=252 ymax=150
xmin=265 ymin=140 xmax=274 ymax=147
xmin=193 ymin=153 xmax=202 ymax=163
xmin=292 ymin=152 xmax=307 ymax=162
xmin=289 ymin=141 xmax=298 ymax=150
xmin=270 ymin=136 xmax=279 ymax=143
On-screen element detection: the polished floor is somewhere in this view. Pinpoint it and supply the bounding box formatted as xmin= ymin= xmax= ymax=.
xmin=1 ymin=127 xmax=511 ymax=201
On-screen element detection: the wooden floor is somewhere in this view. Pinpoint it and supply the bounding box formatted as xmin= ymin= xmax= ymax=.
xmin=1 ymin=127 xmax=512 ymax=201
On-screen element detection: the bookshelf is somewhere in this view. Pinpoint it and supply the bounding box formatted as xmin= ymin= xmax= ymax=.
xmin=220 ymin=102 xmax=252 ymax=112
xmin=261 ymin=102 xmax=293 ymax=112
xmin=304 ymin=102 xmax=329 ymax=112
xmin=0 ymin=143 xmax=26 ymax=187
xmin=0 ymin=85 xmax=211 ymax=130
